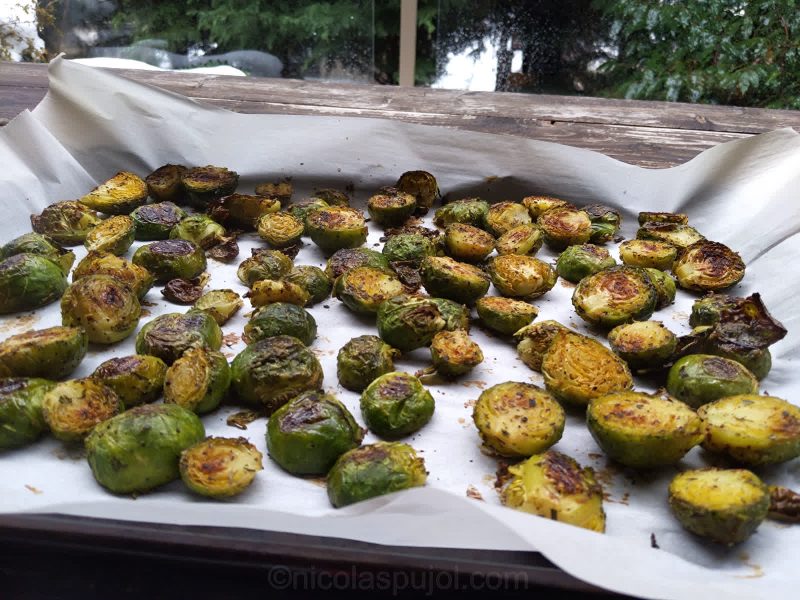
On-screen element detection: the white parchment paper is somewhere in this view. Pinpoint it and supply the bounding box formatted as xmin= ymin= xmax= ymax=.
xmin=1 ymin=57 xmax=799 ymax=599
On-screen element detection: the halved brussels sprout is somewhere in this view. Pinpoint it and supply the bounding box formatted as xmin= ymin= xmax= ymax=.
xmin=537 ymin=207 xmax=592 ymax=250
xmin=698 ymin=395 xmax=800 ymax=465
xmin=244 ymin=302 xmax=317 ymax=346
xmin=433 ymin=198 xmax=489 ymax=228
xmin=164 ymin=347 xmax=231 ymax=414
xmin=495 ymin=224 xmax=544 ymax=256
xmin=0 ymin=326 xmax=87 ymax=379
xmin=313 ymin=188 xmax=350 ymax=207
xmin=73 ymin=252 xmax=154 ymax=300
xmin=191 ymin=289 xmax=243 ymax=325
xmin=643 ymin=267 xmax=677 ymax=310
xmin=84 ymin=215 xmax=135 ymax=255
xmin=42 ymin=378 xmax=123 ymax=442
xmin=92 ymin=355 xmax=167 ymax=407
xmin=476 ymin=296 xmax=538 ymax=335
xmin=367 ymin=187 xmax=417 ymax=226
xmin=541 ymin=330 xmax=633 ymax=406
xmin=86 ymin=403 xmax=205 ymax=493
xmin=668 ymin=468 xmax=769 ymax=545
xmin=582 ymin=204 xmax=621 ymax=244
xmin=515 ymin=320 xmax=569 ymax=372
xmin=473 ymin=382 xmax=564 ymax=457
xmin=485 ymin=201 xmax=531 ymax=237
xmin=666 ymin=354 xmax=758 ymax=408
xmin=306 ymin=206 xmax=368 ymax=253
xmin=443 ymin=223 xmax=494 ymax=262
xmin=79 ymin=171 xmax=148 ymax=215
xmin=555 ymin=244 xmax=616 ymax=283
xmin=690 ymin=294 xmax=736 ymax=328
xmin=360 ymin=372 xmax=434 ymax=438
xmin=638 ymin=211 xmax=688 ymax=226
xmin=587 ymin=391 xmax=703 ymax=468
xmin=0 ymin=254 xmax=67 ymax=314
xmin=334 ymin=266 xmax=404 ymax=315
xmin=429 ymin=297 xmax=470 ymax=331
xmin=284 ymin=265 xmax=332 ymax=305
xmin=145 ymin=164 xmax=187 ymax=203
xmin=692 ymin=293 xmax=786 ymax=348
xmin=325 ymin=247 xmax=389 ymax=279
xmin=135 ymin=311 xmax=222 ymax=364
xmin=211 ymin=193 xmax=281 ymax=229
xmin=0 ymin=378 xmax=52 ymax=449
xmin=636 ymin=221 xmax=704 ymax=249
xmin=572 ymin=266 xmax=657 ymax=328
xmin=256 ymin=212 xmax=304 ymax=247
xmin=288 ymin=198 xmax=329 ymax=232
xmin=131 ymin=202 xmax=187 ymax=240
xmin=231 ymin=335 xmax=323 ymax=413
xmin=327 ymin=441 xmax=427 ymax=508
xmin=498 ymin=450 xmax=605 ymax=532
xmin=488 ymin=255 xmax=557 ymax=299
xmin=521 ymin=195 xmax=572 ymax=219
xmin=619 ymin=239 xmax=677 ymax=271
xmin=700 ymin=333 xmax=772 ymax=381
xmin=673 ymin=240 xmax=746 ymax=292
xmin=267 ymin=390 xmax=364 ymax=475
xmin=237 ymin=249 xmax=293 ymax=287
xmin=424 ymin=330 xmax=483 ymax=378
xmin=254 ymin=180 xmax=293 ymax=205
xmin=61 ymin=275 xmax=141 ymax=344
xmin=382 ymin=233 xmax=435 ymax=264
xmin=376 ymin=295 xmax=445 ymax=352
xmin=31 ymin=201 xmax=102 ymax=246
xmin=248 ymin=278 xmax=310 ymax=308
xmin=607 ymin=320 xmax=677 ymax=369
xmin=337 ymin=335 xmax=400 ymax=392
xmin=132 ymin=239 xmax=206 ymax=283
xmin=180 ymin=436 xmax=263 ymax=498
xmin=169 ymin=215 xmax=226 ymax=250
xmin=0 ymin=233 xmax=75 ymax=276
xmin=396 ymin=170 xmax=439 ymax=215
xmin=420 ymin=256 xmax=490 ymax=304
xmin=181 ymin=165 xmax=239 ymax=207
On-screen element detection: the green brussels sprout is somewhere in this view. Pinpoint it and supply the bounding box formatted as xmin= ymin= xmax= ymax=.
xmin=541 ymin=330 xmax=633 ymax=406
xmin=334 ymin=266 xmax=404 ymax=315
xmin=267 ymin=390 xmax=364 ymax=475
xmin=284 ymin=266 xmax=332 ymax=305
xmin=130 ymin=202 xmax=187 ymax=240
xmin=521 ymin=195 xmax=572 ymax=219
xmin=86 ymin=403 xmax=205 ymax=494
xmin=443 ymin=223 xmax=494 ymax=262
xmin=643 ymin=267 xmax=677 ymax=310
xmin=698 ymin=395 xmax=800 ymax=465
xmin=572 ymin=266 xmax=657 ymax=328
xmin=325 ymin=247 xmax=389 ymax=279
xmin=237 ymin=249 xmax=293 ymax=287
xmin=668 ymin=468 xmax=769 ymax=545
xmin=514 ymin=320 xmax=569 ymax=372
xmin=84 ymin=215 xmax=135 ymax=255
xmin=61 ymin=275 xmax=141 ymax=344
xmin=476 ymin=296 xmax=538 ymax=336
xmin=607 ymin=320 xmax=677 ymax=368
xmin=337 ymin=335 xmax=400 ymax=392
xmin=0 ymin=233 xmax=75 ymax=276
xmin=673 ymin=240 xmax=746 ymax=292
xmin=79 ymin=171 xmax=149 ymax=215
xmin=587 ymin=391 xmax=704 ymax=468
xmin=495 ymin=224 xmax=544 ymax=256
xmin=555 ymin=244 xmax=616 ymax=283
xmin=313 ymin=188 xmax=350 ymax=207
xmin=92 ymin=355 xmax=167 ymax=407
xmin=327 ymin=441 xmax=427 ymax=508
xmin=180 ymin=436 xmax=263 ymax=498
xmin=619 ymin=239 xmax=677 ymax=271
xmin=666 ymin=354 xmax=758 ymax=408
xmin=424 ymin=330 xmax=483 ymax=378
xmin=191 ymin=289 xmax=243 ymax=325
xmin=433 ymin=198 xmax=489 ymax=228
xmin=485 ymin=201 xmax=531 ymax=237
xmin=636 ymin=221 xmax=705 ymax=249
xmin=473 ymin=382 xmax=565 ymax=457
xmin=181 ymin=165 xmax=239 ymax=207
xmin=244 ymin=302 xmax=317 ymax=346
xmin=0 ymin=254 xmax=67 ymax=314
xmin=211 ymin=193 xmax=281 ymax=230
xmin=256 ymin=212 xmax=304 ymax=247
xmin=231 ymin=335 xmax=323 ymax=413
xmin=537 ymin=207 xmax=593 ymax=250
xmin=306 ymin=206 xmax=368 ymax=253
xmin=582 ymin=204 xmax=621 ymax=244
xmin=360 ymin=372 xmax=434 ymax=438
xmin=0 ymin=378 xmax=52 ymax=449
xmin=288 ymin=198 xmax=329 ymax=232
xmin=429 ymin=297 xmax=470 ymax=332
xmin=382 ymin=233 xmax=435 ymax=264
xmin=73 ymin=251 xmax=154 ymax=300
xmin=367 ymin=187 xmax=417 ymax=226
xmin=498 ymin=450 xmax=605 ymax=532
xmin=420 ymin=256 xmax=490 ymax=304
xmin=31 ymin=201 xmax=102 ymax=246
xmin=396 ymin=170 xmax=439 ymax=215
xmin=164 ymin=347 xmax=231 ymax=414
xmin=169 ymin=215 xmax=226 ymax=250
xmin=689 ymin=294 xmax=735 ymax=328
xmin=377 ymin=295 xmax=445 ymax=352
xmin=132 ymin=239 xmax=206 ymax=283
xmin=487 ymin=254 xmax=557 ymax=299
xmin=248 ymin=278 xmax=310 ymax=307
xmin=135 ymin=311 xmax=222 ymax=364
xmin=638 ymin=211 xmax=688 ymax=225
xmin=0 ymin=326 xmax=87 ymax=380
xmin=42 ymin=378 xmax=123 ymax=442
xmin=145 ymin=164 xmax=187 ymax=203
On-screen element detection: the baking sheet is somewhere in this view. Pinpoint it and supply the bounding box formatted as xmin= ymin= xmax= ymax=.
xmin=1 ymin=57 xmax=799 ymax=599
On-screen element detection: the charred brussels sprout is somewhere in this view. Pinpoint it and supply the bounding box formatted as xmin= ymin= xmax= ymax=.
xmin=231 ymin=336 xmax=323 ymax=413
xmin=541 ymin=331 xmax=633 ymax=406
xmin=582 ymin=204 xmax=621 ymax=244
xmin=284 ymin=266 xmax=332 ymax=305
xmin=86 ymin=404 xmax=205 ymax=494
xmin=697 ymin=395 xmax=800 ymax=465
xmin=521 ymin=195 xmax=572 ymax=219
xmin=313 ymin=188 xmax=350 ymax=207
xmin=337 ymin=335 xmax=400 ymax=392
xmin=703 ymin=337 xmax=772 ymax=381
xmin=80 ymin=171 xmax=148 ymax=215
xmin=244 ymin=302 xmax=317 ymax=346
xmin=31 ymin=201 xmax=102 ymax=246
xmin=360 ymin=372 xmax=434 ymax=438
xmin=84 ymin=215 xmax=135 ymax=255
xmin=0 ymin=326 xmax=87 ymax=379
xmin=382 ymin=233 xmax=435 ymax=264
xmin=267 ymin=390 xmax=364 ymax=475
xmin=425 ymin=330 xmax=483 ymax=378
xmin=327 ymin=442 xmax=427 ymax=508
xmin=555 ymin=244 xmax=616 ymax=283
xmin=0 ymin=233 xmax=75 ymax=276
xmin=181 ymin=166 xmax=239 ymax=207
xmin=0 ymin=378 xmax=52 ymax=449
xmin=0 ymin=254 xmax=67 ymax=314
xmin=430 ymin=297 xmax=470 ymax=331
xmin=666 ymin=355 xmax=758 ymax=408
xmin=377 ymin=295 xmax=446 ymax=352
xmin=180 ymin=437 xmax=263 ymax=498
xmin=692 ymin=293 xmax=786 ymax=348
xmin=254 ymin=180 xmax=293 ymax=205
xmin=169 ymin=215 xmax=226 ymax=250
xmin=192 ymin=289 xmax=243 ymax=325
xmin=488 ymin=255 xmax=557 ymax=299
xmin=248 ymin=279 xmax=310 ymax=308
xmin=537 ymin=207 xmax=592 ymax=250
xmin=473 ymin=382 xmax=564 ymax=457
xmin=673 ymin=241 xmax=746 ymax=292
xmin=476 ymin=296 xmax=538 ymax=336
xmin=237 ymin=249 xmax=293 ymax=286
xmin=213 ymin=193 xmax=281 ymax=229
xmin=396 ymin=170 xmax=439 ymax=215
xmin=42 ymin=379 xmax=122 ymax=442
xmin=619 ymin=239 xmax=677 ymax=271
xmin=145 ymin=164 xmax=187 ymax=203
xmin=92 ymin=355 xmax=167 ymax=407
xmin=164 ymin=347 xmax=231 ymax=414
xmin=499 ymin=450 xmax=605 ymax=532
xmin=433 ymin=198 xmax=489 ymax=228
xmin=325 ymin=249 xmax=389 ymax=281
xmin=132 ymin=239 xmax=206 ymax=283
xmin=334 ymin=266 xmax=404 ymax=315
xmin=135 ymin=311 xmax=222 ymax=364
xmin=515 ymin=320 xmax=569 ymax=372
xmin=637 ymin=221 xmax=704 ymax=249
xmin=668 ymin=468 xmax=769 ymax=545
xmin=306 ymin=207 xmax=368 ymax=253
xmin=256 ymin=212 xmax=304 ymax=247
xmin=495 ymin=224 xmax=544 ymax=256
xmin=73 ymin=252 xmax=154 ymax=300
xmin=587 ymin=392 xmax=703 ymax=468
xmin=420 ymin=256 xmax=490 ymax=304
xmin=443 ymin=223 xmax=494 ymax=262
xmin=643 ymin=267 xmax=677 ymax=309
xmin=367 ymin=188 xmax=417 ymax=226
xmin=607 ymin=321 xmax=677 ymax=368
xmin=485 ymin=201 xmax=531 ymax=237
xmin=131 ymin=202 xmax=186 ymax=240
xmin=61 ymin=275 xmax=141 ymax=344
xmin=572 ymin=266 xmax=657 ymax=328
xmin=638 ymin=211 xmax=688 ymax=225
xmin=288 ymin=198 xmax=329 ymax=232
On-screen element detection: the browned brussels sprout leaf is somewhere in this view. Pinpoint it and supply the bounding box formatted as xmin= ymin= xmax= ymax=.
xmin=162 ymin=274 xmax=210 ymax=305
xmin=768 ymin=486 xmax=800 ymax=523
xmin=714 ymin=293 xmax=787 ymax=349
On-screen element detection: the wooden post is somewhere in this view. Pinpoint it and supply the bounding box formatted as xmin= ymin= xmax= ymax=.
xmin=399 ymin=0 xmax=418 ymax=87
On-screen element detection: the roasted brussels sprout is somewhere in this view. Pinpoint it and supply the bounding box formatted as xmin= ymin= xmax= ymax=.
xmin=248 ymin=278 xmax=310 ymax=307
xmin=396 ymin=170 xmax=439 ymax=215
xmin=495 ymin=224 xmax=544 ymax=256
xmin=0 ymin=326 xmax=86 ymax=380
xmin=169 ymin=214 xmax=226 ymax=250
xmin=555 ymin=244 xmax=616 ymax=283
xmin=181 ymin=165 xmax=239 ymax=207
xmin=668 ymin=468 xmax=769 ymax=545
xmin=360 ymin=372 xmax=434 ymax=438
xmin=254 ymin=180 xmax=293 ymax=204
xmin=433 ymin=198 xmax=489 ymax=228
xmin=692 ymin=293 xmax=786 ymax=348
xmin=313 ymin=188 xmax=350 ymax=207
xmin=327 ymin=442 xmax=427 ymax=508
xmin=325 ymin=247 xmax=389 ymax=280
xmin=690 ymin=294 xmax=736 ymax=328
xmin=31 ymin=201 xmax=102 ymax=246
xmin=619 ymin=239 xmax=677 ymax=271
xmin=256 ymin=212 xmax=304 ymax=247
xmin=638 ymin=211 xmax=688 ymax=225
xmin=636 ymin=221 xmax=705 ymax=249
xmin=86 ymin=404 xmax=205 ymax=493
xmin=582 ymin=204 xmax=621 ymax=244
xmin=542 ymin=331 xmax=633 ymax=406
xmin=515 ymin=320 xmax=569 ymax=372
xmin=521 ymin=195 xmax=572 ymax=219
xmin=92 ymin=355 xmax=167 ymax=407
xmin=288 ymin=198 xmax=329 ymax=232
xmin=607 ymin=320 xmax=677 ymax=368
xmin=284 ymin=265 xmax=332 ymax=306
xmin=337 ymin=335 xmax=400 ymax=392
xmin=424 ymin=330 xmax=483 ymax=378
xmin=237 ymin=249 xmax=293 ymax=287
xmin=73 ymin=252 xmax=154 ymax=300
xmin=84 ymin=215 xmax=135 ymax=255
xmin=376 ymin=295 xmax=445 ymax=352
xmin=643 ymin=267 xmax=677 ymax=310
xmin=0 ymin=233 xmax=75 ymax=276
xmin=42 ymin=379 xmax=122 ymax=442
xmin=537 ymin=207 xmax=592 ymax=250
xmin=211 ymin=193 xmax=281 ymax=229
xmin=498 ymin=450 xmax=605 ymax=532
xmin=231 ymin=336 xmax=323 ymax=413
xmin=473 ymin=382 xmax=565 ymax=457
xmin=334 ymin=266 xmax=404 ymax=315
xmin=572 ymin=266 xmax=657 ymax=328
xmin=382 ymin=233 xmax=435 ymax=264
xmin=0 ymin=254 xmax=67 ymax=314
xmin=145 ymin=164 xmax=187 ymax=203
xmin=0 ymin=378 xmax=52 ymax=449
xmin=485 ymin=201 xmax=531 ymax=237
xmin=488 ymin=255 xmax=557 ymax=299
xmin=666 ymin=355 xmax=758 ymax=408
xmin=306 ymin=206 xmax=368 ymax=253
xmin=164 ymin=347 xmax=231 ymax=414
xmin=443 ymin=223 xmax=494 ymax=262
xmin=476 ymin=296 xmax=537 ymax=335
xmin=244 ymin=302 xmax=317 ymax=346
xmin=420 ymin=256 xmax=490 ymax=304
xmin=80 ymin=171 xmax=148 ymax=215
xmin=673 ymin=240 xmax=746 ymax=292
xmin=180 ymin=436 xmax=263 ymax=498
xmin=130 ymin=202 xmax=186 ymax=241
xmin=132 ymin=239 xmax=206 ymax=283
xmin=367 ymin=188 xmax=417 ymax=226
xmin=429 ymin=297 xmax=470 ymax=331
xmin=700 ymin=334 xmax=773 ymax=381
xmin=191 ymin=289 xmax=243 ymax=325
xmin=162 ymin=274 xmax=207 ymax=305
xmin=768 ymin=485 xmax=800 ymax=523
xmin=61 ymin=275 xmax=141 ymax=344
xmin=267 ymin=390 xmax=364 ymax=475
xmin=135 ymin=311 xmax=222 ymax=364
